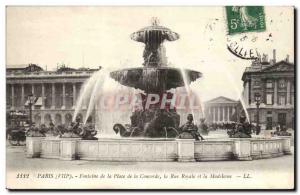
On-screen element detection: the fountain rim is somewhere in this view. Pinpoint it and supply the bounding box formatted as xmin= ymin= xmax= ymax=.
xmin=133 ymin=25 xmax=176 ymax=34
xmin=110 ymin=66 xmax=203 ymax=76
xmin=130 ymin=25 xmax=180 ymax=42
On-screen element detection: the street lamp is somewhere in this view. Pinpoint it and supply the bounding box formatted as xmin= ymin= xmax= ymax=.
xmin=27 ymin=93 xmax=36 ymax=127
xmin=254 ymin=93 xmax=261 ymax=135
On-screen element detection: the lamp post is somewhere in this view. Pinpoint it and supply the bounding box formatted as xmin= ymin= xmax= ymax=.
xmin=27 ymin=94 xmax=36 ymax=127
xmin=254 ymin=93 xmax=261 ymax=135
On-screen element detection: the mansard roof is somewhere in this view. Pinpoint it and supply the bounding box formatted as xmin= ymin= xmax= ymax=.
xmin=7 ymin=63 xmax=43 ymax=72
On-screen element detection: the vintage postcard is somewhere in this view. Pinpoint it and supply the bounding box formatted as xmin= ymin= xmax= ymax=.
xmin=6 ymin=6 xmax=295 ymax=190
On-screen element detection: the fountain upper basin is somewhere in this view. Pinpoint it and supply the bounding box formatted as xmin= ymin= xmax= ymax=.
xmin=110 ymin=67 xmax=202 ymax=93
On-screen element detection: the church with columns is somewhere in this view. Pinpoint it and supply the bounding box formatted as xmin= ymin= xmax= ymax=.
xmin=242 ymin=50 xmax=295 ymax=130
xmin=204 ymin=96 xmax=243 ymax=124
xmin=6 ymin=64 xmax=100 ymax=126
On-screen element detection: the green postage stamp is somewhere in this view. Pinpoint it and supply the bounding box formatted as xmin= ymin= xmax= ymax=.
xmin=226 ymin=6 xmax=266 ymax=35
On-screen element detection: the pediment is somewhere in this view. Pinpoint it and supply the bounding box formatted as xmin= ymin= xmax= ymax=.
xmin=206 ymin=96 xmax=237 ymax=104
xmin=261 ymin=61 xmax=294 ymax=72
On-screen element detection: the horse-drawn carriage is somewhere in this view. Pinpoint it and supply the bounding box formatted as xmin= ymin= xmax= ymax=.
xmin=6 ymin=111 xmax=29 ymax=146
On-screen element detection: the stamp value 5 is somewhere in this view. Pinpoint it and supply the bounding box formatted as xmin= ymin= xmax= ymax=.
xmin=226 ymin=6 xmax=266 ymax=35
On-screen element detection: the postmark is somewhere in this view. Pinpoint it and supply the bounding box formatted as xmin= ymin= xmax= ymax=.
xmin=225 ymin=6 xmax=267 ymax=60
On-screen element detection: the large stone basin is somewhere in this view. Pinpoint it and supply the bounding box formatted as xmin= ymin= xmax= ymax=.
xmin=26 ymin=136 xmax=292 ymax=161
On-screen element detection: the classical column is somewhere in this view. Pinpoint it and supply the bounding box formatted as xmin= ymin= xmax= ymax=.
xmin=61 ymin=114 xmax=65 ymax=124
xmin=40 ymin=113 xmax=44 ymax=124
xmin=246 ymin=81 xmax=250 ymax=106
xmin=287 ymin=80 xmax=291 ymax=105
xmin=213 ymin=107 xmax=215 ymax=123
xmin=51 ymin=83 xmax=55 ymax=109
xmin=11 ymin=84 xmax=15 ymax=109
xmin=21 ymin=84 xmax=25 ymax=108
xmin=73 ymin=83 xmax=77 ymax=108
xmin=218 ymin=106 xmax=221 ymax=122
xmin=31 ymin=84 xmax=35 ymax=110
xmin=31 ymin=84 xmax=35 ymax=95
xmin=227 ymin=106 xmax=230 ymax=121
xmin=222 ymin=107 xmax=225 ymax=122
xmin=274 ymin=79 xmax=278 ymax=105
xmin=62 ymin=83 xmax=66 ymax=109
xmin=41 ymin=83 xmax=45 ymax=109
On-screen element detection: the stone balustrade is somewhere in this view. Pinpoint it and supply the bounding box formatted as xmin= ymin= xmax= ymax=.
xmin=78 ymin=139 xmax=178 ymax=161
xmin=7 ymin=70 xmax=95 ymax=78
xmin=26 ymin=136 xmax=292 ymax=162
xmin=195 ymin=140 xmax=234 ymax=161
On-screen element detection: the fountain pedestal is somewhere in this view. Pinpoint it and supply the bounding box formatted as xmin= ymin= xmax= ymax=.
xmin=60 ymin=138 xmax=80 ymax=160
xmin=26 ymin=137 xmax=44 ymax=158
xmin=233 ymin=139 xmax=252 ymax=161
xmin=281 ymin=136 xmax=292 ymax=155
xmin=176 ymin=139 xmax=195 ymax=162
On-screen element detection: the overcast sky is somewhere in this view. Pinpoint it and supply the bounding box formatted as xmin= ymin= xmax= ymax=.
xmin=6 ymin=6 xmax=294 ymax=101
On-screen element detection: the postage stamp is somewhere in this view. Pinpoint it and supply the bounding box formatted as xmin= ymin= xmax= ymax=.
xmin=226 ymin=6 xmax=266 ymax=35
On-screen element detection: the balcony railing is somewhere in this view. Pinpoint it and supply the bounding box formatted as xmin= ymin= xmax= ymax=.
xmin=6 ymin=70 xmax=96 ymax=78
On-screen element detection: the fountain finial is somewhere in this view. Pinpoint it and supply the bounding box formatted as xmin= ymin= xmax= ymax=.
xmin=130 ymin=18 xmax=179 ymax=67
xmin=151 ymin=17 xmax=160 ymax=26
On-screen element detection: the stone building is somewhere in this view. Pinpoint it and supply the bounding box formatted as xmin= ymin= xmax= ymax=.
xmin=241 ymin=50 xmax=295 ymax=130
xmin=204 ymin=96 xmax=244 ymax=124
xmin=6 ymin=63 xmax=100 ymax=126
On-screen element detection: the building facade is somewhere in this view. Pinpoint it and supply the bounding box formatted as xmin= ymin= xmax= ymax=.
xmin=242 ymin=50 xmax=295 ymax=130
xmin=204 ymin=96 xmax=243 ymax=124
xmin=6 ymin=64 xmax=100 ymax=126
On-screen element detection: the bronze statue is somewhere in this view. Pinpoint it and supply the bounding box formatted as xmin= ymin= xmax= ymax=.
xmin=114 ymin=109 xmax=180 ymax=138
xmin=79 ymin=123 xmax=98 ymax=140
xmin=227 ymin=115 xmax=252 ymax=138
xmin=271 ymin=125 xmax=291 ymax=136
xmin=178 ymin=114 xmax=204 ymax=141
xmin=59 ymin=117 xmax=98 ymax=139
xmin=199 ymin=118 xmax=209 ymax=135
xmin=25 ymin=123 xmax=45 ymax=137
xmin=45 ymin=122 xmax=60 ymax=137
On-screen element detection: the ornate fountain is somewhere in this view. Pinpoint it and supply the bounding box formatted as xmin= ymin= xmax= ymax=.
xmin=25 ymin=18 xmax=292 ymax=162
xmin=110 ymin=18 xmax=202 ymax=138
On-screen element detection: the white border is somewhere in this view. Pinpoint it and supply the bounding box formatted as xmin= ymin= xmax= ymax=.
xmin=1 ymin=1 xmax=298 ymax=194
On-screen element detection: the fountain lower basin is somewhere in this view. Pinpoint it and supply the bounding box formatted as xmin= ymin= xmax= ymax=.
xmin=26 ymin=136 xmax=292 ymax=162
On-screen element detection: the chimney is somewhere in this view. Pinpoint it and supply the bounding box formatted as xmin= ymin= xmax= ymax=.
xmin=286 ymin=55 xmax=289 ymax=62
xmin=273 ymin=49 xmax=276 ymax=64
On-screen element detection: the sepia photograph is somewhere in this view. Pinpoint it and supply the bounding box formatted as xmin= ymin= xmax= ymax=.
xmin=5 ymin=6 xmax=295 ymax=190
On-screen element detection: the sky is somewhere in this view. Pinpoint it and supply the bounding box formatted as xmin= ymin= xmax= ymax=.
xmin=6 ymin=6 xmax=294 ymax=101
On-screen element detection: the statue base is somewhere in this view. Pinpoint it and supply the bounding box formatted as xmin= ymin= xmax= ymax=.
xmin=176 ymin=139 xmax=195 ymax=162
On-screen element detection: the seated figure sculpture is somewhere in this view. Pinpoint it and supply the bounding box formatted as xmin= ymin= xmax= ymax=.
xmin=79 ymin=123 xmax=98 ymax=140
xmin=60 ymin=117 xmax=98 ymax=139
xmin=60 ymin=117 xmax=81 ymax=138
xmin=25 ymin=123 xmax=45 ymax=137
xmin=227 ymin=115 xmax=252 ymax=138
xmin=178 ymin=114 xmax=204 ymax=141
xmin=45 ymin=122 xmax=60 ymax=137
xmin=113 ymin=109 xmax=180 ymax=138
xmin=271 ymin=125 xmax=292 ymax=136
xmin=199 ymin=118 xmax=209 ymax=135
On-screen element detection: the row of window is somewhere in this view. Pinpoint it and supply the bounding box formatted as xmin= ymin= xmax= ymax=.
xmin=265 ymin=93 xmax=294 ymax=105
xmin=254 ymin=79 xmax=292 ymax=89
